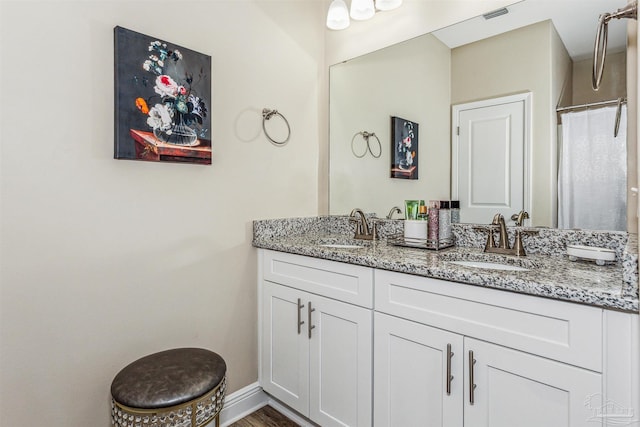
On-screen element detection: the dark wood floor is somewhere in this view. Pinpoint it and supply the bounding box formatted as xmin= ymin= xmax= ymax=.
xmin=229 ymin=405 xmax=299 ymax=427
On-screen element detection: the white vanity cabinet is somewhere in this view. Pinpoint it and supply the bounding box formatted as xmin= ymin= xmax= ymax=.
xmin=373 ymin=269 xmax=636 ymax=427
xmin=463 ymin=338 xmax=601 ymax=427
xmin=374 ymin=312 xmax=464 ymax=426
xmin=259 ymin=250 xmax=374 ymax=427
xmin=258 ymin=249 xmax=639 ymax=427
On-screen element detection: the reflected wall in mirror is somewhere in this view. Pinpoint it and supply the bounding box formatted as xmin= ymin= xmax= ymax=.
xmin=330 ymin=34 xmax=451 ymax=216
xmin=329 ymin=0 xmax=634 ymax=231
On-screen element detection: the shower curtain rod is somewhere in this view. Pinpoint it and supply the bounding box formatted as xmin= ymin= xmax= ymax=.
xmin=556 ymin=97 xmax=627 ymax=113
xmin=557 ymin=97 xmax=627 ymax=137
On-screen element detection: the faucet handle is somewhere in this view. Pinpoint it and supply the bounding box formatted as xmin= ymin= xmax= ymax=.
xmin=512 ymin=228 xmax=539 ymax=256
xmin=473 ymin=225 xmax=498 ymax=250
xmin=370 ymin=218 xmax=378 ymax=241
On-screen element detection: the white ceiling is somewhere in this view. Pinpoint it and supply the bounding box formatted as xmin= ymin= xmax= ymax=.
xmin=433 ymin=0 xmax=631 ymax=61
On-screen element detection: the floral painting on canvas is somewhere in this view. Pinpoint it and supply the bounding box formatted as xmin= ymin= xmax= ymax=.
xmin=390 ymin=116 xmax=418 ymax=179
xmin=114 ymin=26 xmax=212 ymax=165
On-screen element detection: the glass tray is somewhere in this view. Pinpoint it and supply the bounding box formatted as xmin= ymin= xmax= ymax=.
xmin=387 ymin=234 xmax=454 ymax=251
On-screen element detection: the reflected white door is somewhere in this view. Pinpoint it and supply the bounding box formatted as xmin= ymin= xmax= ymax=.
xmin=452 ymin=93 xmax=530 ymax=224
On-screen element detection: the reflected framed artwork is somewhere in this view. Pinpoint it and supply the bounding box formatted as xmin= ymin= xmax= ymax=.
xmin=390 ymin=116 xmax=418 ymax=179
xmin=114 ymin=26 xmax=212 ymax=165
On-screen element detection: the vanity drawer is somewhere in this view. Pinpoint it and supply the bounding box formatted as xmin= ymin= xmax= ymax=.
xmin=375 ymin=269 xmax=603 ymax=371
xmin=262 ymin=250 xmax=374 ymax=308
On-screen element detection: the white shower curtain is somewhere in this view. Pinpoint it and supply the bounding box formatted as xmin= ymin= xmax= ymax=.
xmin=558 ymin=105 xmax=627 ymax=231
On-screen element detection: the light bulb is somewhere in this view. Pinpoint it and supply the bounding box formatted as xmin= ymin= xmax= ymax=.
xmin=326 ymin=0 xmax=350 ymax=30
xmin=350 ymin=0 xmax=375 ymax=21
xmin=375 ymin=0 xmax=402 ymax=11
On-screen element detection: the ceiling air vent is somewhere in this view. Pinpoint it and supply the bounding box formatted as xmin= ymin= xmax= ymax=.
xmin=483 ymin=8 xmax=509 ymax=20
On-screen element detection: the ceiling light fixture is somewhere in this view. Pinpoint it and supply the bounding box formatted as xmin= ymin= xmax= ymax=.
xmin=326 ymin=0 xmax=403 ymax=30
xmin=375 ymin=0 xmax=402 ymax=11
xmin=326 ymin=0 xmax=350 ymax=30
xmin=350 ymin=0 xmax=375 ymax=20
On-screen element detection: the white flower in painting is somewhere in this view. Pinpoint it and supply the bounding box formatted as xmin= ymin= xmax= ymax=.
xmin=147 ymin=103 xmax=173 ymax=131
xmin=405 ymin=150 xmax=413 ymax=166
xmin=153 ymin=75 xmax=178 ymax=98
xmin=143 ymin=60 xmax=152 ymax=71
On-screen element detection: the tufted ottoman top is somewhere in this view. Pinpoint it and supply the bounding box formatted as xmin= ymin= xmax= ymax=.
xmin=111 ymin=348 xmax=226 ymax=409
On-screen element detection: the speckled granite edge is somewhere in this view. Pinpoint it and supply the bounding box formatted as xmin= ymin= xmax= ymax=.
xmin=253 ymin=216 xmax=639 ymax=312
xmin=623 ymin=234 xmax=639 ymax=298
xmin=452 ymin=223 xmax=638 ymax=297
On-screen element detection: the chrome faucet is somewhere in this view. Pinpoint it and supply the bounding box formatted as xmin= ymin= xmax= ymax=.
xmin=386 ymin=206 xmax=402 ymax=219
xmin=478 ymin=212 xmax=536 ymax=257
xmin=349 ymin=208 xmax=376 ymax=240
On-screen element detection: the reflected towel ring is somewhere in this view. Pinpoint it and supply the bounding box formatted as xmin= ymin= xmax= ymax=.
xmin=351 ymin=131 xmax=382 ymax=158
xmin=262 ymin=108 xmax=290 ymax=145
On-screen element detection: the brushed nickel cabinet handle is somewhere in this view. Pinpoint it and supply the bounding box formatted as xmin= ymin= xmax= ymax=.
xmin=446 ymin=344 xmax=454 ymax=395
xmin=308 ymin=302 xmax=316 ymax=339
xmin=297 ymin=298 xmax=305 ymax=335
xmin=469 ymin=350 xmax=477 ymax=405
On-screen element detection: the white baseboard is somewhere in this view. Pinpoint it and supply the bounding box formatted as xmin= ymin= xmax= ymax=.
xmin=218 ymin=382 xmax=269 ymax=426
xmin=214 ymin=382 xmax=317 ymax=427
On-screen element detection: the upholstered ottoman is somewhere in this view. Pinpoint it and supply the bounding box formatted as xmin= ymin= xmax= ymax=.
xmin=110 ymin=348 xmax=226 ymax=427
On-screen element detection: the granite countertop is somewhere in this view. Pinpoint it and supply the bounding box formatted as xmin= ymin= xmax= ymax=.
xmin=253 ymin=217 xmax=639 ymax=313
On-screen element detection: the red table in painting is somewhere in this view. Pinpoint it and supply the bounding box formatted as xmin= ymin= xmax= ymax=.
xmin=391 ymin=165 xmax=417 ymax=179
xmin=130 ymin=129 xmax=212 ymax=165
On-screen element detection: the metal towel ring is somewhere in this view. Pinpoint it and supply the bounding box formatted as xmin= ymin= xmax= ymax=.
xmin=592 ymin=1 xmax=637 ymax=90
xmin=351 ymin=131 xmax=382 ymax=158
xmin=262 ymin=108 xmax=290 ymax=145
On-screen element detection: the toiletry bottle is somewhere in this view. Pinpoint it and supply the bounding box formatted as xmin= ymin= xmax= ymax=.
xmin=418 ymin=202 xmax=428 ymax=221
xmin=428 ymin=201 xmax=440 ymax=243
xmin=450 ymin=200 xmax=460 ymax=224
xmin=404 ymin=200 xmax=419 ymax=220
xmin=439 ymin=201 xmax=451 ymax=241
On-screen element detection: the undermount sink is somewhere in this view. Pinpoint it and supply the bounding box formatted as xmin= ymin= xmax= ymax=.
xmin=448 ymin=260 xmax=530 ymax=272
xmin=319 ymin=243 xmax=365 ymax=249
xmin=315 ymin=237 xmax=369 ymax=249
xmin=440 ymin=252 xmax=537 ymax=272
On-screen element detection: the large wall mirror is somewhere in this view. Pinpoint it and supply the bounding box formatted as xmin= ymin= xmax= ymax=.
xmin=329 ymin=0 xmax=634 ymax=231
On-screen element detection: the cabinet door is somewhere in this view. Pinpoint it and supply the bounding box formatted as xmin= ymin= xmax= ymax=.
xmin=261 ymin=281 xmax=309 ymax=415
xmin=309 ymin=293 xmax=373 ymax=427
xmin=374 ymin=313 xmax=464 ymax=427
xmin=464 ymin=338 xmax=602 ymax=427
